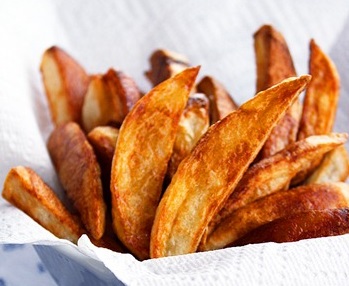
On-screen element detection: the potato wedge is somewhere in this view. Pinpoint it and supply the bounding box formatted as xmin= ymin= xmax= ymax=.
xmin=150 ymin=75 xmax=311 ymax=258
xmin=254 ymin=25 xmax=302 ymax=159
xmin=254 ymin=25 xmax=297 ymax=92
xmin=305 ymin=145 xmax=349 ymax=184
xmin=88 ymin=126 xmax=119 ymax=205
xmin=234 ymin=208 xmax=349 ymax=246
xmin=111 ymin=67 xmax=200 ymax=260
xmin=2 ymin=166 xmax=84 ymax=243
xmin=82 ymin=69 xmax=141 ymax=132
xmin=167 ymin=93 xmax=209 ymax=179
xmin=88 ymin=126 xmax=119 ymax=167
xmin=197 ymin=76 xmax=238 ymax=123
xmin=40 ymin=46 xmax=90 ymax=125
xmin=145 ymin=49 xmax=190 ymax=86
xmin=201 ymin=182 xmax=349 ymax=251
xmin=292 ymin=40 xmax=341 ymax=184
xmin=48 ymin=122 xmax=106 ymax=240
xmin=207 ymin=133 xmax=348 ymax=237
xmin=298 ymin=39 xmax=340 ymax=139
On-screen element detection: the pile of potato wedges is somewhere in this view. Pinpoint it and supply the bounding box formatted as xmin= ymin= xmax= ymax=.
xmin=2 ymin=25 xmax=349 ymax=260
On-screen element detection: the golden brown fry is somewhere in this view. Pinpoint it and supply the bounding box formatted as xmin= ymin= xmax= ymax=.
xmin=197 ymin=76 xmax=238 ymax=124
xmin=254 ymin=25 xmax=297 ymax=92
xmin=82 ymin=69 xmax=141 ymax=132
xmin=88 ymin=126 xmax=119 ymax=169
xmin=145 ymin=49 xmax=190 ymax=86
xmin=111 ymin=67 xmax=200 ymax=260
xmin=167 ymin=93 xmax=210 ymax=179
xmin=150 ymin=75 xmax=310 ymax=258
xmin=48 ymin=122 xmax=106 ymax=240
xmin=207 ymin=133 xmax=348 ymax=238
xmin=254 ymin=25 xmax=302 ymax=159
xmin=201 ymin=183 xmax=349 ymax=251
xmin=292 ymin=40 xmax=341 ymax=185
xmin=234 ymin=208 xmax=349 ymax=246
xmin=40 ymin=46 xmax=90 ymax=126
xmin=305 ymin=145 xmax=349 ymax=184
xmin=2 ymin=166 xmax=84 ymax=243
xmin=87 ymin=126 xmax=119 ymax=205
xmin=298 ymin=39 xmax=340 ymax=139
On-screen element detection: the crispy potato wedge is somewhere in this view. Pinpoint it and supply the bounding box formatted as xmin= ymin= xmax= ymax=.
xmin=48 ymin=122 xmax=106 ymax=240
xmin=254 ymin=25 xmax=302 ymax=159
xmin=2 ymin=166 xmax=84 ymax=243
xmin=111 ymin=67 xmax=200 ymax=260
xmin=292 ymin=40 xmax=341 ymax=185
xmin=88 ymin=126 xmax=119 ymax=205
xmin=207 ymin=133 xmax=348 ymax=238
xmin=254 ymin=25 xmax=297 ymax=92
xmin=82 ymin=69 xmax=141 ymax=132
xmin=201 ymin=182 xmax=349 ymax=251
xmin=234 ymin=208 xmax=349 ymax=246
xmin=298 ymin=39 xmax=340 ymax=139
xmin=88 ymin=126 xmax=119 ymax=167
xmin=167 ymin=93 xmax=209 ymax=179
xmin=197 ymin=76 xmax=238 ymax=124
xmin=305 ymin=145 xmax=349 ymax=184
xmin=145 ymin=49 xmax=190 ymax=86
xmin=150 ymin=75 xmax=311 ymax=258
xmin=40 ymin=46 xmax=90 ymax=125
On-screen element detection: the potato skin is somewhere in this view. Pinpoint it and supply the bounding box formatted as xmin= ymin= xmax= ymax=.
xmin=292 ymin=40 xmax=341 ymax=185
xmin=145 ymin=49 xmax=190 ymax=86
xmin=234 ymin=208 xmax=349 ymax=246
xmin=111 ymin=67 xmax=199 ymax=260
xmin=297 ymin=39 xmax=340 ymax=140
xmin=208 ymin=133 xmax=347 ymax=237
xmin=202 ymin=183 xmax=349 ymax=251
xmin=47 ymin=122 xmax=106 ymax=240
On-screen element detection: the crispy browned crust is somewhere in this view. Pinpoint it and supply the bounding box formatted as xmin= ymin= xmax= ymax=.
xmin=111 ymin=67 xmax=199 ymax=260
xmin=2 ymin=166 xmax=84 ymax=243
xmin=254 ymin=25 xmax=297 ymax=92
xmin=298 ymin=39 xmax=340 ymax=139
xmin=197 ymin=76 xmax=238 ymax=123
xmin=305 ymin=145 xmax=349 ymax=184
xmin=206 ymin=133 xmax=348 ymax=239
xmin=167 ymin=93 xmax=209 ymax=179
xmin=82 ymin=69 xmax=141 ymax=132
xmin=292 ymin=40 xmax=341 ymax=184
xmin=202 ymin=183 xmax=349 ymax=251
xmin=234 ymin=208 xmax=349 ymax=246
xmin=150 ymin=75 xmax=310 ymax=258
xmin=254 ymin=25 xmax=301 ymax=159
xmin=87 ymin=126 xmax=119 ymax=206
xmin=40 ymin=46 xmax=90 ymax=125
xmin=47 ymin=122 xmax=106 ymax=240
xmin=88 ymin=126 xmax=119 ymax=167
xmin=145 ymin=49 xmax=190 ymax=86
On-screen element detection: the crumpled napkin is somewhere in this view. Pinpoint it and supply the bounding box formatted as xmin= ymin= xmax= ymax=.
xmin=1 ymin=0 xmax=349 ymax=284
